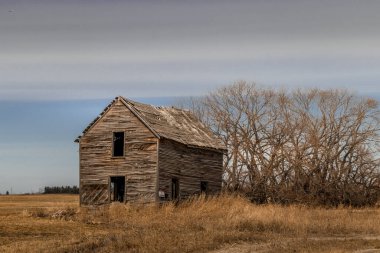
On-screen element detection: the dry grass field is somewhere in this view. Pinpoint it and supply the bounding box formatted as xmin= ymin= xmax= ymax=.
xmin=0 ymin=194 xmax=379 ymax=253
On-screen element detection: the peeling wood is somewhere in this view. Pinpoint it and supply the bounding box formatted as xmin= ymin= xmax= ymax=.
xmin=78 ymin=97 xmax=225 ymax=205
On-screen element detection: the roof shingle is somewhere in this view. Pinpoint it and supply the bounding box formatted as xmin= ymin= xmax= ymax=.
xmin=76 ymin=96 xmax=226 ymax=152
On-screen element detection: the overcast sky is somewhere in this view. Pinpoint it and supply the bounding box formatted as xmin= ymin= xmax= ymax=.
xmin=1 ymin=0 xmax=379 ymax=193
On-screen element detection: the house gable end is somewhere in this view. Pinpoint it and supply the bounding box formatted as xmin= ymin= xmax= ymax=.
xmin=76 ymin=97 xmax=160 ymax=143
xmin=80 ymin=98 xmax=157 ymax=142
xmin=79 ymin=98 xmax=159 ymax=204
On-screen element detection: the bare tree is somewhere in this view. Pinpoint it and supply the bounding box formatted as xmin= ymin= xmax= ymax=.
xmin=187 ymin=81 xmax=380 ymax=206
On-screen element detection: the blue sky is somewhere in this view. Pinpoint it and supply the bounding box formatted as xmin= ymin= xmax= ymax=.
xmin=0 ymin=98 xmax=178 ymax=194
xmin=0 ymin=0 xmax=379 ymax=193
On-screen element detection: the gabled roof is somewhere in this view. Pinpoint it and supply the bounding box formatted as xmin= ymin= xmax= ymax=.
xmin=75 ymin=96 xmax=226 ymax=152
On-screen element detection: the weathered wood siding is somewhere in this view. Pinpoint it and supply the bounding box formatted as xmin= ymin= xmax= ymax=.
xmin=158 ymin=139 xmax=223 ymax=200
xmin=79 ymin=100 xmax=158 ymax=205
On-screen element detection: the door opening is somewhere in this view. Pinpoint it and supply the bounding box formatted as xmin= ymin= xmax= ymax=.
xmin=110 ymin=176 xmax=125 ymax=202
xmin=171 ymin=178 xmax=179 ymax=200
xmin=200 ymin=181 xmax=208 ymax=194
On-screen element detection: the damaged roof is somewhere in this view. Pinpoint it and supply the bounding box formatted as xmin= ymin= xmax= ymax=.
xmin=75 ymin=96 xmax=226 ymax=152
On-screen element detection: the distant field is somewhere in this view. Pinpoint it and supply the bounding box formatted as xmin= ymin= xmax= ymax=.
xmin=0 ymin=194 xmax=379 ymax=253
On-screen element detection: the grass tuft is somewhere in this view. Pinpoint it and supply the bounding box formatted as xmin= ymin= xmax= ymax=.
xmin=0 ymin=194 xmax=379 ymax=253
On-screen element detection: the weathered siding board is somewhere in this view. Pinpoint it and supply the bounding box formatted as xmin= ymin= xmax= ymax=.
xmin=158 ymin=139 xmax=223 ymax=200
xmin=80 ymin=100 xmax=158 ymax=204
xmin=78 ymin=97 xmax=225 ymax=205
xmin=81 ymin=184 xmax=109 ymax=205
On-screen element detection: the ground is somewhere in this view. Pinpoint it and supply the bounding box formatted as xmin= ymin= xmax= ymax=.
xmin=0 ymin=194 xmax=379 ymax=252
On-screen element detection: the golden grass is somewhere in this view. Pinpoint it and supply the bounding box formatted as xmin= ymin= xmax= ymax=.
xmin=0 ymin=194 xmax=379 ymax=253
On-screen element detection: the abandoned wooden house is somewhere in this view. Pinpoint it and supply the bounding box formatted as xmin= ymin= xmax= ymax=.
xmin=75 ymin=96 xmax=226 ymax=205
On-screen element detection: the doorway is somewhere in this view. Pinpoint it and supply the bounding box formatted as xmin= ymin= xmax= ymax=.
xmin=200 ymin=181 xmax=208 ymax=194
xmin=171 ymin=178 xmax=179 ymax=200
xmin=110 ymin=176 xmax=125 ymax=202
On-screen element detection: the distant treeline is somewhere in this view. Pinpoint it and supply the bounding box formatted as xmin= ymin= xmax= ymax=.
xmin=44 ymin=185 xmax=79 ymax=194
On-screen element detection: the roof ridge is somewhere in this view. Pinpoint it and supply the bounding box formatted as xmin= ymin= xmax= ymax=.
xmin=118 ymin=96 xmax=160 ymax=139
xmin=76 ymin=96 xmax=226 ymax=152
xmin=120 ymin=96 xmax=186 ymax=111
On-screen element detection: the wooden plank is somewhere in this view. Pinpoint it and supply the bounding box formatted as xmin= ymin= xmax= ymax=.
xmin=79 ymin=97 xmax=225 ymax=205
xmin=80 ymin=100 xmax=158 ymax=205
xmin=158 ymin=139 xmax=223 ymax=201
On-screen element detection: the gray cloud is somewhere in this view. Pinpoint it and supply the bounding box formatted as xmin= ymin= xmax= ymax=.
xmin=1 ymin=0 xmax=380 ymax=100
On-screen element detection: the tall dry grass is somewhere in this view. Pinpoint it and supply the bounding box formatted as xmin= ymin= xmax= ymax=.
xmin=1 ymin=194 xmax=379 ymax=253
xmin=67 ymin=194 xmax=380 ymax=253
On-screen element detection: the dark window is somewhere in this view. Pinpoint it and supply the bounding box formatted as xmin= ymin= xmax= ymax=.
xmin=171 ymin=178 xmax=179 ymax=200
xmin=110 ymin=176 xmax=125 ymax=202
xmin=113 ymin=132 xmax=124 ymax=157
xmin=201 ymin=181 xmax=208 ymax=194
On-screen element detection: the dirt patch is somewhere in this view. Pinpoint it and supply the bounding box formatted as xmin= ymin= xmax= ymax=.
xmin=209 ymin=242 xmax=271 ymax=253
xmin=355 ymin=250 xmax=380 ymax=253
xmin=210 ymin=235 xmax=380 ymax=253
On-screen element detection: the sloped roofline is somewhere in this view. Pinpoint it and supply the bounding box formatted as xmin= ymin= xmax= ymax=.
xmin=75 ymin=96 xmax=226 ymax=153
xmin=74 ymin=96 xmax=160 ymax=143
xmin=118 ymin=97 xmax=160 ymax=138
xmin=75 ymin=97 xmax=117 ymax=143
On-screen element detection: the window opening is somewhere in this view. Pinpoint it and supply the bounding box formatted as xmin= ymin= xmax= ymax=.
xmin=113 ymin=132 xmax=124 ymax=157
